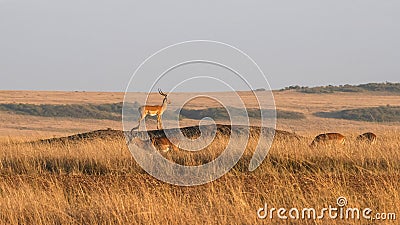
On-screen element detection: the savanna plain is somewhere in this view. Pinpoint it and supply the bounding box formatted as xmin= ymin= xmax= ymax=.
xmin=0 ymin=90 xmax=399 ymax=224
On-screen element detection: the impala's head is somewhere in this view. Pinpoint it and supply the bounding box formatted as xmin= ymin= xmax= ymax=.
xmin=158 ymin=89 xmax=171 ymax=104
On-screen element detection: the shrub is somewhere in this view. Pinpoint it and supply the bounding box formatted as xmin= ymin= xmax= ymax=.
xmin=179 ymin=107 xmax=305 ymax=120
xmin=314 ymin=105 xmax=400 ymax=122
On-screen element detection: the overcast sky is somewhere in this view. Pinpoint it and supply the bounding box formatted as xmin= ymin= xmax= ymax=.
xmin=0 ymin=0 xmax=399 ymax=92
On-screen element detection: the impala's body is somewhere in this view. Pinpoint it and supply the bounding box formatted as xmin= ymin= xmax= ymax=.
xmin=130 ymin=136 xmax=179 ymax=152
xmin=133 ymin=89 xmax=170 ymax=131
xmin=310 ymin=133 xmax=346 ymax=147
xmin=151 ymin=136 xmax=179 ymax=152
xmin=357 ymin=132 xmax=377 ymax=144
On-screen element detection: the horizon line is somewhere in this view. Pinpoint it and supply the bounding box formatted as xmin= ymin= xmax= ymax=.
xmin=0 ymin=81 xmax=398 ymax=93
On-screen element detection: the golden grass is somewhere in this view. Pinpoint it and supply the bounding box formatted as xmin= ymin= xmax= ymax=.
xmin=0 ymin=131 xmax=399 ymax=224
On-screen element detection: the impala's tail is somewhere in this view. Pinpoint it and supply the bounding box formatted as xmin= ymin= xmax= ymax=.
xmin=126 ymin=125 xmax=140 ymax=144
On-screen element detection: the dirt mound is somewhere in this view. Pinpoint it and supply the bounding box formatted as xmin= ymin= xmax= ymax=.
xmin=38 ymin=124 xmax=302 ymax=144
xmin=38 ymin=128 xmax=125 ymax=144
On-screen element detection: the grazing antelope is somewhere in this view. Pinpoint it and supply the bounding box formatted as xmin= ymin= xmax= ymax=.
xmin=310 ymin=133 xmax=346 ymax=147
xmin=356 ymin=132 xmax=377 ymax=144
xmin=151 ymin=136 xmax=179 ymax=152
xmin=132 ymin=89 xmax=170 ymax=131
xmin=130 ymin=135 xmax=179 ymax=152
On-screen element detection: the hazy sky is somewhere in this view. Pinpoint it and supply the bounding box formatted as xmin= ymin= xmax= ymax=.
xmin=1 ymin=0 xmax=399 ymax=92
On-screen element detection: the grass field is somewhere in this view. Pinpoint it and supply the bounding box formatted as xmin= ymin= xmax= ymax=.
xmin=0 ymin=90 xmax=399 ymax=224
xmin=0 ymin=131 xmax=399 ymax=224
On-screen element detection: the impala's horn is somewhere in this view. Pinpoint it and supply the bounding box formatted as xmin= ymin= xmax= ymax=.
xmin=158 ymin=89 xmax=167 ymax=96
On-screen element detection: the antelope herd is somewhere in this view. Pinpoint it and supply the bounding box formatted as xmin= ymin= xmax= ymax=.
xmin=310 ymin=132 xmax=377 ymax=147
xmin=129 ymin=130 xmax=378 ymax=152
xmin=128 ymin=89 xmax=378 ymax=152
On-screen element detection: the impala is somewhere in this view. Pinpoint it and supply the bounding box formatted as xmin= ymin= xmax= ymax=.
xmin=130 ymin=135 xmax=179 ymax=152
xmin=356 ymin=132 xmax=377 ymax=144
xmin=310 ymin=133 xmax=346 ymax=147
xmin=151 ymin=136 xmax=180 ymax=152
xmin=132 ymin=89 xmax=170 ymax=131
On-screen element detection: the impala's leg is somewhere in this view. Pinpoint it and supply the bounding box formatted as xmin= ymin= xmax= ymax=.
xmin=157 ymin=114 xmax=163 ymax=130
xmin=126 ymin=131 xmax=133 ymax=145
xmin=135 ymin=110 xmax=146 ymax=131
xmin=156 ymin=115 xmax=159 ymax=129
xmin=137 ymin=116 xmax=143 ymax=129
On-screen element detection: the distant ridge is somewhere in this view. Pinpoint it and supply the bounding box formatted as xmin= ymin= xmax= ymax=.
xmin=0 ymin=103 xmax=304 ymax=121
xmin=279 ymin=82 xmax=400 ymax=94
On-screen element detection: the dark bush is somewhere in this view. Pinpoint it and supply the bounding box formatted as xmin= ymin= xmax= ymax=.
xmin=179 ymin=107 xmax=305 ymax=120
xmin=314 ymin=106 xmax=400 ymax=122
xmin=0 ymin=103 xmax=123 ymax=120
xmin=0 ymin=102 xmax=181 ymax=121
xmin=0 ymin=103 xmax=305 ymax=121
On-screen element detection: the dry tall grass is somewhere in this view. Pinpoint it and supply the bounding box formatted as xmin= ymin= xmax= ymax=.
xmin=0 ymin=131 xmax=399 ymax=224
